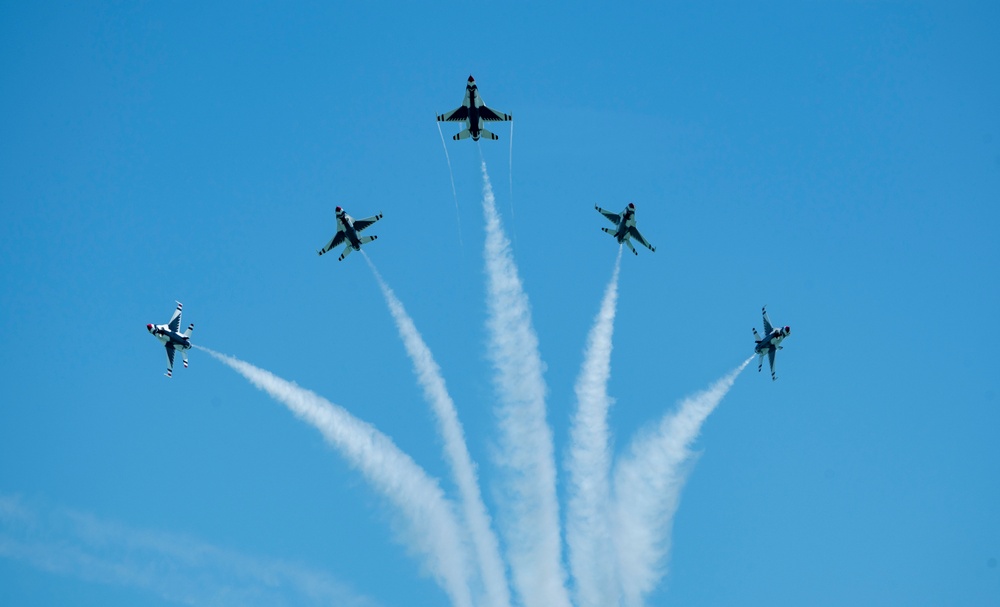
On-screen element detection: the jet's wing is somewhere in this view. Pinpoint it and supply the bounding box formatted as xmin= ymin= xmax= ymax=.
xmin=595 ymin=205 xmax=621 ymax=225
xmin=479 ymin=105 xmax=512 ymax=122
xmin=318 ymin=231 xmax=346 ymax=256
xmin=628 ymin=227 xmax=656 ymax=252
xmin=767 ymin=347 xmax=777 ymax=381
xmin=165 ymin=343 xmax=176 ymax=377
xmin=762 ymin=306 xmax=774 ymax=335
xmin=353 ymin=213 xmax=383 ymax=233
xmin=437 ymin=106 xmax=469 ymax=122
xmin=167 ymin=302 xmax=183 ymax=333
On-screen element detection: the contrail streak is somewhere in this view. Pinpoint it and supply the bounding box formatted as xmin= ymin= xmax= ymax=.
xmin=437 ymin=119 xmax=464 ymax=246
xmin=479 ymin=161 xmax=571 ymax=607
xmin=363 ymin=254 xmax=512 ymax=607
xmin=566 ymin=247 xmax=623 ymax=607
xmin=612 ymin=357 xmax=753 ymax=607
xmin=0 ymin=494 xmax=377 ymax=607
xmin=198 ymin=347 xmax=475 ymax=607
xmin=508 ymin=118 xmax=515 ymax=222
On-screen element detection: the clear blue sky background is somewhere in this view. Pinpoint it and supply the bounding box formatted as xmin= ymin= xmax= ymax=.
xmin=2 ymin=2 xmax=998 ymax=606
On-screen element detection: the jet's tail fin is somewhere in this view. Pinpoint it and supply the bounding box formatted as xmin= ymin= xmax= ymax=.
xmin=359 ymin=235 xmax=377 ymax=245
xmin=453 ymin=129 xmax=471 ymax=140
xmin=183 ymin=323 xmax=194 ymax=338
xmin=479 ymin=128 xmax=499 ymax=140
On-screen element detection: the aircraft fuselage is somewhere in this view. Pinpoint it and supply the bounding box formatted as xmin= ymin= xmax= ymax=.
xmin=754 ymin=331 xmax=783 ymax=353
xmin=467 ymin=85 xmax=482 ymax=140
xmin=754 ymin=328 xmax=789 ymax=355
xmin=338 ymin=213 xmax=363 ymax=250
xmin=147 ymin=324 xmax=191 ymax=351
xmin=613 ymin=209 xmax=636 ymax=242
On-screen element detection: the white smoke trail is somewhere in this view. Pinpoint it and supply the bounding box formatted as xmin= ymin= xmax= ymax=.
xmin=565 ymin=247 xmax=623 ymax=607
xmin=362 ymin=254 xmax=512 ymax=607
xmin=479 ymin=161 xmax=572 ymax=607
xmin=198 ymin=347 xmax=475 ymax=607
xmin=612 ymin=357 xmax=753 ymax=607
xmin=437 ymin=119 xmax=464 ymax=246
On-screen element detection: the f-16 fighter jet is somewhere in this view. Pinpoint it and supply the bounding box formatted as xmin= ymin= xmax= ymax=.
xmin=437 ymin=75 xmax=512 ymax=141
xmin=595 ymin=203 xmax=656 ymax=255
xmin=753 ymin=305 xmax=791 ymax=381
xmin=317 ymin=205 xmax=383 ymax=261
xmin=147 ymin=301 xmax=194 ymax=378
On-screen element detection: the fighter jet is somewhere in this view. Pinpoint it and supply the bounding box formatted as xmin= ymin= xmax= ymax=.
xmin=595 ymin=203 xmax=656 ymax=255
xmin=317 ymin=205 xmax=383 ymax=261
xmin=753 ymin=305 xmax=791 ymax=381
xmin=147 ymin=301 xmax=194 ymax=378
xmin=437 ymin=75 xmax=512 ymax=141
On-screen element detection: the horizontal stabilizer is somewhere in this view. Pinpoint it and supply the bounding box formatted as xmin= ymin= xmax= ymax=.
xmin=183 ymin=323 xmax=194 ymax=338
xmin=359 ymin=235 xmax=377 ymax=245
xmin=601 ymin=227 xmax=614 ymax=235
xmin=338 ymin=245 xmax=354 ymax=261
xmin=453 ymin=129 xmax=471 ymax=140
xmin=480 ymin=128 xmax=499 ymax=140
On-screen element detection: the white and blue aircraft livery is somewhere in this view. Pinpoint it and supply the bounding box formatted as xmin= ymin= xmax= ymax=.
xmin=595 ymin=202 xmax=656 ymax=255
xmin=147 ymin=301 xmax=194 ymax=378
xmin=753 ymin=305 xmax=791 ymax=381
xmin=437 ymin=75 xmax=512 ymax=141
xmin=317 ymin=205 xmax=383 ymax=261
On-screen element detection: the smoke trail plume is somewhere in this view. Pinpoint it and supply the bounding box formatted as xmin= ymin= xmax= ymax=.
xmin=363 ymin=254 xmax=512 ymax=607
xmin=566 ymin=247 xmax=623 ymax=607
xmin=198 ymin=347 xmax=475 ymax=607
xmin=612 ymin=357 xmax=753 ymax=607
xmin=479 ymin=161 xmax=572 ymax=607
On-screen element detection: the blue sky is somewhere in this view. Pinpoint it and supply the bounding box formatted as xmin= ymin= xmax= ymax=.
xmin=1 ymin=2 xmax=998 ymax=606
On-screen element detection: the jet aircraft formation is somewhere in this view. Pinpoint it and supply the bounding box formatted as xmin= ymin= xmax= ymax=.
xmin=754 ymin=306 xmax=791 ymax=381
xmin=595 ymin=203 xmax=656 ymax=256
xmin=147 ymin=75 xmax=791 ymax=379
xmin=317 ymin=205 xmax=384 ymax=261
xmin=146 ymin=302 xmax=194 ymax=378
xmin=437 ymin=75 xmax=512 ymax=141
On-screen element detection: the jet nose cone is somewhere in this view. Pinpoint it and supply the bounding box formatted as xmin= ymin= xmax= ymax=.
xmin=468 ymin=75 xmax=475 ymax=82
xmin=335 ymin=206 xmax=342 ymax=212
xmin=628 ymin=202 xmax=635 ymax=209
xmin=146 ymin=323 xmax=153 ymax=331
